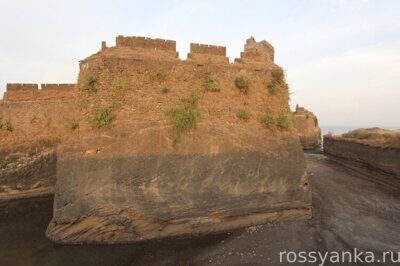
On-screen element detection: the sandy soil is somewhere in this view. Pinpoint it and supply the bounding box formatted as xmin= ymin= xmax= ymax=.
xmin=0 ymin=153 xmax=399 ymax=265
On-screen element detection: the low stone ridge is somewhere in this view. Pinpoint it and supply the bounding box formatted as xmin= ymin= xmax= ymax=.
xmin=0 ymin=35 xmax=311 ymax=244
xmin=294 ymin=105 xmax=321 ymax=149
xmin=324 ymin=128 xmax=400 ymax=188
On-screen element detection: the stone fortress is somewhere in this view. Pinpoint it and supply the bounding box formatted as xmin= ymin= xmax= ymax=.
xmin=1 ymin=35 xmax=314 ymax=244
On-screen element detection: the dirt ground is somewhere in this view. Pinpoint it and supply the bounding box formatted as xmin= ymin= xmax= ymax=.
xmin=0 ymin=153 xmax=399 ymax=266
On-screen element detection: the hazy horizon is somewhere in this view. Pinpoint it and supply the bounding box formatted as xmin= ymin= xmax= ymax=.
xmin=0 ymin=0 xmax=399 ymax=127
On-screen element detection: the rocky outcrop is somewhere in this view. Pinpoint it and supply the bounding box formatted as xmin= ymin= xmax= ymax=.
xmin=294 ymin=105 xmax=321 ymax=150
xmin=45 ymin=36 xmax=311 ymax=244
xmin=324 ymin=128 xmax=400 ymax=188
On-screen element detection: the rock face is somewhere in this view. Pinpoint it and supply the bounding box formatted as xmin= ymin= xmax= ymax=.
xmin=0 ymin=35 xmax=310 ymax=244
xmin=324 ymin=128 xmax=400 ymax=188
xmin=294 ymin=105 xmax=321 ymax=150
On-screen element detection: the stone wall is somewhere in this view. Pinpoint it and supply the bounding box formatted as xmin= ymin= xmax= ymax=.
xmin=45 ymin=35 xmax=311 ymax=244
xmin=3 ymin=83 xmax=75 ymax=102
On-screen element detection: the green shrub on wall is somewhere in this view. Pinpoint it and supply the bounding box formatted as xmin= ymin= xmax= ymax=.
xmin=0 ymin=121 xmax=12 ymax=131
xmin=90 ymin=107 xmax=115 ymax=128
xmin=277 ymin=113 xmax=294 ymax=129
xmin=80 ymin=75 xmax=98 ymax=93
xmin=260 ymin=113 xmax=275 ymax=128
xmin=167 ymin=92 xmax=200 ymax=147
xmin=203 ymin=75 xmax=220 ymax=92
xmin=237 ymin=109 xmax=251 ymax=121
xmin=235 ymin=75 xmax=251 ymax=93
xmin=161 ymin=86 xmax=170 ymax=94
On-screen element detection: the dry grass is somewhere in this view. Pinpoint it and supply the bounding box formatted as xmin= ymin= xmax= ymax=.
xmin=342 ymin=128 xmax=400 ymax=142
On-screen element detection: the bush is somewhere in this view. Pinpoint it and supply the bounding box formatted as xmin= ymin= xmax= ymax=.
xmin=167 ymin=92 xmax=200 ymax=147
xmin=237 ymin=109 xmax=251 ymax=121
xmin=268 ymin=80 xmax=278 ymax=94
xmin=81 ymin=75 xmax=98 ymax=92
xmin=90 ymin=107 xmax=115 ymax=128
xmin=203 ymin=75 xmax=220 ymax=92
xmin=65 ymin=120 xmax=79 ymax=131
xmin=271 ymin=68 xmax=284 ymax=82
xmin=277 ymin=113 xmax=294 ymax=129
xmin=161 ymin=87 xmax=170 ymax=94
xmin=0 ymin=121 xmax=12 ymax=131
xmin=260 ymin=113 xmax=275 ymax=128
xmin=156 ymin=69 xmax=167 ymax=81
xmin=181 ymin=92 xmax=199 ymax=107
xmin=235 ymin=75 xmax=250 ymax=93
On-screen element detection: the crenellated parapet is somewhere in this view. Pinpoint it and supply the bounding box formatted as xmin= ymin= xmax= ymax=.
xmin=3 ymin=83 xmax=75 ymax=102
xmin=6 ymin=83 xmax=39 ymax=92
xmin=187 ymin=43 xmax=229 ymax=64
xmin=41 ymin=84 xmax=75 ymax=91
xmin=115 ymin=35 xmax=178 ymax=58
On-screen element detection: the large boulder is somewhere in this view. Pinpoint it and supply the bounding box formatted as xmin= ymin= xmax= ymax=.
xmin=46 ymin=36 xmax=312 ymax=244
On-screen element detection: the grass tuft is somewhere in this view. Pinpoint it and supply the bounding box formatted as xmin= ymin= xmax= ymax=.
xmin=161 ymin=86 xmax=170 ymax=94
xmin=237 ymin=109 xmax=251 ymax=121
xmin=267 ymin=80 xmax=278 ymax=94
xmin=89 ymin=107 xmax=115 ymax=128
xmin=0 ymin=121 xmax=12 ymax=131
xmin=167 ymin=92 xmax=200 ymax=147
xmin=156 ymin=69 xmax=167 ymax=81
xmin=260 ymin=113 xmax=275 ymax=128
xmin=65 ymin=120 xmax=79 ymax=131
xmin=277 ymin=113 xmax=294 ymax=129
xmin=267 ymin=67 xmax=289 ymax=95
xmin=203 ymin=75 xmax=220 ymax=92
xmin=81 ymin=75 xmax=98 ymax=93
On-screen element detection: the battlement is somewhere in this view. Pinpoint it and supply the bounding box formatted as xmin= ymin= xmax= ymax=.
xmin=190 ymin=43 xmax=226 ymax=56
xmin=7 ymin=83 xmax=39 ymax=91
xmin=187 ymin=42 xmax=229 ymax=64
xmin=41 ymin=84 xmax=75 ymax=90
xmin=3 ymin=83 xmax=75 ymax=102
xmin=115 ymin=35 xmax=176 ymax=51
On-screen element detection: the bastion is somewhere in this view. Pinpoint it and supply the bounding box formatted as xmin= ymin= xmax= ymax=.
xmin=0 ymin=35 xmax=311 ymax=244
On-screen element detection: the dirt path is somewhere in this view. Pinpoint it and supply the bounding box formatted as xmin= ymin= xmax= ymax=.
xmin=0 ymin=154 xmax=399 ymax=265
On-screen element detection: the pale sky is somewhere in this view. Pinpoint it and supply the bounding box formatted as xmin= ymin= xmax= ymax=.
xmin=0 ymin=0 xmax=399 ymax=127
